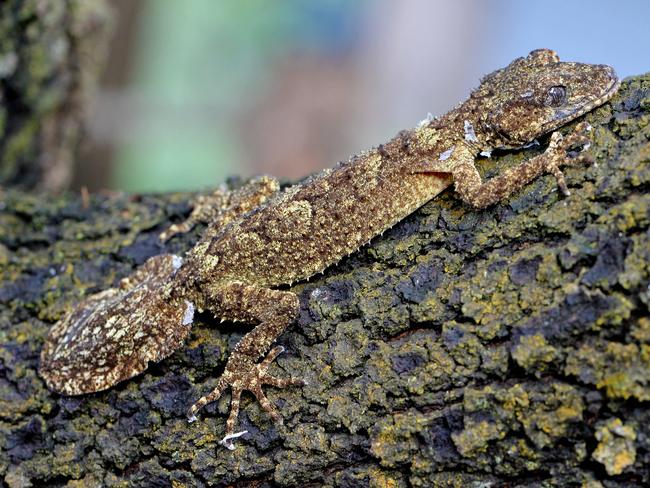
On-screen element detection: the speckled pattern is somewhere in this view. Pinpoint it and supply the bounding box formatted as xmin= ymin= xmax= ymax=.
xmin=1 ymin=72 xmax=649 ymax=485
xmin=39 ymin=51 xmax=621 ymax=449
xmin=39 ymin=254 xmax=194 ymax=395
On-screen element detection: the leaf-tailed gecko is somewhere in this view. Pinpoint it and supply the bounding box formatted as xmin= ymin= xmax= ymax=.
xmin=40 ymin=49 xmax=619 ymax=449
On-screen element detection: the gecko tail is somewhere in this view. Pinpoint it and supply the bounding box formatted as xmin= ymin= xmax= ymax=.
xmin=39 ymin=254 xmax=193 ymax=395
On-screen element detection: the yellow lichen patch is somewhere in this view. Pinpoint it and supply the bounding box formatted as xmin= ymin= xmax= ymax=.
xmin=511 ymin=334 xmax=558 ymax=371
xmin=364 ymin=331 xmax=456 ymax=403
xmin=624 ymin=142 xmax=650 ymax=186
xmin=335 ymin=466 xmax=403 ymax=488
xmin=454 ymin=382 xmax=585 ymax=455
xmin=581 ymin=476 xmax=606 ymax=488
xmin=370 ymin=411 xmax=432 ymax=468
xmin=327 ymin=394 xmax=366 ymax=434
xmin=515 ymin=383 xmax=584 ymax=449
xmin=619 ymin=233 xmax=650 ymax=290
xmin=155 ymin=419 xmax=219 ymax=461
xmin=66 ymin=474 xmax=102 ymax=488
xmin=0 ymin=243 xmax=9 ymax=266
xmin=458 ymin=248 xmax=560 ymax=340
xmin=565 ymin=341 xmax=650 ymax=401
xmin=368 ymin=469 xmax=401 ymax=488
xmin=410 ymin=294 xmax=445 ymax=323
xmin=592 ymin=418 xmax=636 ymax=475
xmin=452 ymin=419 xmax=504 ymax=456
xmin=185 ymin=324 xmax=227 ymax=353
xmin=500 ymin=383 xmax=530 ymax=412
xmin=506 ymin=438 xmax=540 ymax=467
xmin=600 ymin=194 xmax=650 ymax=233
xmin=537 ymin=189 xmax=597 ymax=235
xmin=522 ymin=403 xmax=582 ymax=448
xmin=631 ymin=317 xmax=650 ymax=343
xmin=534 ymin=252 xmax=566 ymax=289
xmin=364 ymin=382 xmax=388 ymax=408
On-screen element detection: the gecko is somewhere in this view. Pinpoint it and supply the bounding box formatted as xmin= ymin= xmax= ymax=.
xmin=39 ymin=49 xmax=619 ymax=450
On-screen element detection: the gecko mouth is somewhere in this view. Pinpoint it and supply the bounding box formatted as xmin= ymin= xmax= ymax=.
xmin=576 ymin=71 xmax=621 ymax=114
xmin=601 ymin=72 xmax=622 ymax=101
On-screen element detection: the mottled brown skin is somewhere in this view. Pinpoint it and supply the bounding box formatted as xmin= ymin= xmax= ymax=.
xmin=39 ymin=254 xmax=194 ymax=394
xmin=39 ymin=49 xmax=620 ymax=450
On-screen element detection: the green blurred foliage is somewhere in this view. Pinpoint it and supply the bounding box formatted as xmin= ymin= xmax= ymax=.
xmin=114 ymin=0 xmax=361 ymax=192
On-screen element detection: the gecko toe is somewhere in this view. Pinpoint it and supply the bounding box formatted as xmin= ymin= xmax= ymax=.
xmin=261 ymin=374 xmax=304 ymax=388
xmin=189 ymin=346 xmax=303 ymax=448
xmin=251 ymin=382 xmax=289 ymax=424
xmin=546 ymin=163 xmax=570 ymax=196
xmin=259 ymin=345 xmax=286 ymax=371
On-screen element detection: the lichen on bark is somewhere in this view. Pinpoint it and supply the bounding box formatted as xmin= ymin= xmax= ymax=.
xmin=0 ymin=74 xmax=649 ymax=486
xmin=0 ymin=0 xmax=112 ymax=191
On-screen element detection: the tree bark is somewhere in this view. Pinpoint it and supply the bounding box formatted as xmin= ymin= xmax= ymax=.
xmin=0 ymin=74 xmax=649 ymax=487
xmin=0 ymin=0 xmax=112 ymax=192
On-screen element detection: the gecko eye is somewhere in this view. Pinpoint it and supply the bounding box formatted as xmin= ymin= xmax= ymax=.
xmin=544 ymin=86 xmax=567 ymax=107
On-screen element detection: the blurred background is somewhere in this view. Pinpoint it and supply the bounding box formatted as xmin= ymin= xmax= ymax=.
xmin=76 ymin=0 xmax=650 ymax=193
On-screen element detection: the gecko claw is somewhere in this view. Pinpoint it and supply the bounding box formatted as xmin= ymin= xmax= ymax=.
xmin=543 ymin=123 xmax=595 ymax=196
xmin=188 ymin=345 xmax=304 ymax=448
xmin=219 ymin=430 xmax=249 ymax=450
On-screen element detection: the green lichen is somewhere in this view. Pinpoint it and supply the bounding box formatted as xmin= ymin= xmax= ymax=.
xmin=565 ymin=340 xmax=650 ymax=401
xmin=511 ymin=333 xmax=558 ymax=371
xmin=0 ymin=0 xmax=112 ymax=190
xmin=631 ymin=317 xmax=650 ymax=343
xmin=452 ymin=381 xmax=585 ymax=458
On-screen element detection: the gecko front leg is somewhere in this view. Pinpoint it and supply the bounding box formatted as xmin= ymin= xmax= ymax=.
xmin=454 ymin=122 xmax=594 ymax=209
xmin=159 ymin=176 xmax=279 ymax=242
xmin=187 ymin=282 xmax=302 ymax=450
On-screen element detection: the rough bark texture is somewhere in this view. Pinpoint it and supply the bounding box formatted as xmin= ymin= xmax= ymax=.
xmin=0 ymin=74 xmax=649 ymax=487
xmin=0 ymin=0 xmax=112 ymax=192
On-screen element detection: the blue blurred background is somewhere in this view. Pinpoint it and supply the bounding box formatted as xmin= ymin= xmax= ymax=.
xmin=81 ymin=0 xmax=650 ymax=193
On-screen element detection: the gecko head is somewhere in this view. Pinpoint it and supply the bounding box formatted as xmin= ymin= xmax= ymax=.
xmin=474 ymin=49 xmax=619 ymax=147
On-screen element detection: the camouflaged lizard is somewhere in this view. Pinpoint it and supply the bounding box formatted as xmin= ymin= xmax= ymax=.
xmin=39 ymin=49 xmax=619 ymax=450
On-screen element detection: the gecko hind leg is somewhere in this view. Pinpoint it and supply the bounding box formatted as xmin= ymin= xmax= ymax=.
xmin=455 ymin=122 xmax=594 ymax=209
xmin=187 ymin=282 xmax=302 ymax=450
xmin=159 ymin=176 xmax=279 ymax=242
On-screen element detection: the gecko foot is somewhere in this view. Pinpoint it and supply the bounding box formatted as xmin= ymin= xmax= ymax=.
xmin=159 ymin=176 xmax=280 ymax=242
xmin=544 ymin=122 xmax=594 ymax=196
xmin=187 ymin=345 xmax=304 ymax=449
xmin=159 ymin=190 xmax=228 ymax=242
